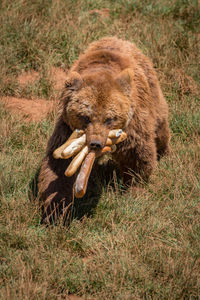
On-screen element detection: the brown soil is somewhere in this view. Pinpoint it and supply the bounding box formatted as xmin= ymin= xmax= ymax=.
xmin=1 ymin=96 xmax=55 ymax=122
xmin=0 ymin=67 xmax=68 ymax=122
xmin=17 ymin=70 xmax=40 ymax=86
xmin=17 ymin=68 xmax=68 ymax=90
xmin=49 ymin=67 xmax=68 ymax=90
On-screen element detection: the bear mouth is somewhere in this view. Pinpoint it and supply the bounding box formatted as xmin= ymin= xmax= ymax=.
xmin=53 ymin=129 xmax=125 ymax=161
xmin=53 ymin=129 xmax=127 ymax=198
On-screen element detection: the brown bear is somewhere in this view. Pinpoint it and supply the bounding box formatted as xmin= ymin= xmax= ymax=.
xmin=38 ymin=37 xmax=170 ymax=224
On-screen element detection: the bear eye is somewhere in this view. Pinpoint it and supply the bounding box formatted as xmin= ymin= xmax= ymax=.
xmin=78 ymin=115 xmax=91 ymax=125
xmin=105 ymin=116 xmax=118 ymax=125
xmin=84 ymin=116 xmax=91 ymax=124
xmin=105 ymin=118 xmax=112 ymax=125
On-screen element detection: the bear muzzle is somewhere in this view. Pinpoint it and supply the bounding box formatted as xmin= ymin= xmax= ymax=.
xmin=87 ymin=134 xmax=108 ymax=153
xmin=90 ymin=140 xmax=103 ymax=150
xmin=86 ymin=124 xmax=109 ymax=153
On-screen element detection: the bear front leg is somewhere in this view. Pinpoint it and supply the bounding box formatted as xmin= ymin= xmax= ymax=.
xmin=155 ymin=119 xmax=171 ymax=158
xmin=118 ymin=140 xmax=157 ymax=186
xmin=38 ymin=116 xmax=75 ymax=224
xmin=38 ymin=157 xmax=76 ymax=225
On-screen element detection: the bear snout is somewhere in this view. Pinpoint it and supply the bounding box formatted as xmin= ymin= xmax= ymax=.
xmin=87 ymin=134 xmax=106 ymax=152
xmin=89 ymin=140 xmax=103 ymax=150
xmin=86 ymin=123 xmax=109 ymax=152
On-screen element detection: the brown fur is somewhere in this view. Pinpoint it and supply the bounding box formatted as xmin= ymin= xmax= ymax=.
xmin=38 ymin=37 xmax=170 ymax=224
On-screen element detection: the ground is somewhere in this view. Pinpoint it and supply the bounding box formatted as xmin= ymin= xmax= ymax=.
xmin=0 ymin=68 xmax=68 ymax=121
xmin=0 ymin=0 xmax=199 ymax=299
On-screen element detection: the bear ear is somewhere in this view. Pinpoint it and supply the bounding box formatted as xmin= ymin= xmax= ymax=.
xmin=115 ymin=68 xmax=134 ymax=94
xmin=65 ymin=72 xmax=82 ymax=91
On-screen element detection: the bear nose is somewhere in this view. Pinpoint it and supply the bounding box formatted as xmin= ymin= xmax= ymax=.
xmin=90 ymin=140 xmax=103 ymax=150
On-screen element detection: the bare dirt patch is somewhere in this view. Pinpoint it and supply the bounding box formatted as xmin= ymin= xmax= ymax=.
xmin=49 ymin=67 xmax=68 ymax=90
xmin=17 ymin=70 xmax=40 ymax=86
xmin=17 ymin=67 xmax=68 ymax=90
xmin=0 ymin=67 xmax=67 ymax=121
xmin=0 ymin=96 xmax=55 ymax=122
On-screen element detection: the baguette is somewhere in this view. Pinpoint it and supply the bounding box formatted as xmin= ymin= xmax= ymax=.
xmin=65 ymin=146 xmax=89 ymax=177
xmin=101 ymin=146 xmax=112 ymax=153
xmin=108 ymin=129 xmax=123 ymax=139
xmin=74 ymin=146 xmax=112 ymax=198
xmin=111 ymin=131 xmax=127 ymax=144
xmin=74 ymin=152 xmax=96 ymax=198
xmin=53 ymin=129 xmax=84 ymax=159
xmin=105 ymin=137 xmax=113 ymax=146
xmin=61 ymin=134 xmax=86 ymax=159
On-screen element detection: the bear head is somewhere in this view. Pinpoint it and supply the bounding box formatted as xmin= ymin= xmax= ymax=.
xmin=62 ymin=68 xmax=136 ymax=151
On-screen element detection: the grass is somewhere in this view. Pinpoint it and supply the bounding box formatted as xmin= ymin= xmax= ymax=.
xmin=0 ymin=0 xmax=200 ymax=299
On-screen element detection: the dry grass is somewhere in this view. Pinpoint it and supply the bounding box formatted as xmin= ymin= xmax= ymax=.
xmin=0 ymin=0 xmax=200 ymax=299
